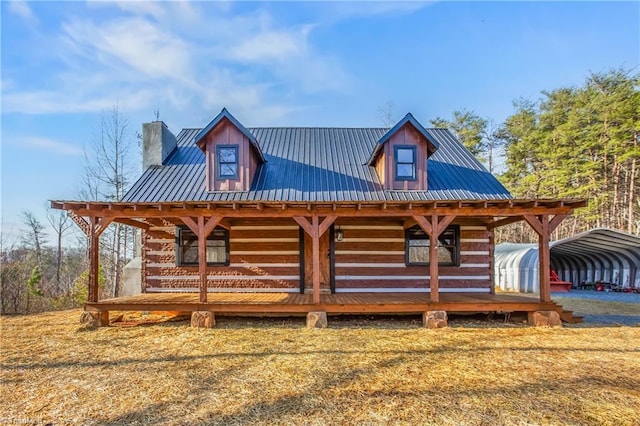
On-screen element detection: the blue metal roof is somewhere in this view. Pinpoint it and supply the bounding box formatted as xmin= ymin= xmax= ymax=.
xmin=123 ymin=126 xmax=512 ymax=203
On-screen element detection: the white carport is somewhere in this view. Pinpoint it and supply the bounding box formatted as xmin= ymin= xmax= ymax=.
xmin=494 ymin=228 xmax=640 ymax=293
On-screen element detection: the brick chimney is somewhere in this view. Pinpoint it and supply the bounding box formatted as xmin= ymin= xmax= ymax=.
xmin=142 ymin=121 xmax=177 ymax=171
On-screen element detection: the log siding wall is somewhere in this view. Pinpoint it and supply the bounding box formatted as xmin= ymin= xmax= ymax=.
xmin=142 ymin=218 xmax=494 ymax=293
xmin=143 ymin=219 xmax=300 ymax=292
xmin=333 ymin=219 xmax=493 ymax=292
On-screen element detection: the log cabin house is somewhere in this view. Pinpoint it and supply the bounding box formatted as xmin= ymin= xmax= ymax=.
xmin=52 ymin=108 xmax=586 ymax=327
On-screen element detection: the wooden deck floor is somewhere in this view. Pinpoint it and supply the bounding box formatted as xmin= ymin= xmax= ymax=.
xmin=86 ymin=292 xmax=561 ymax=315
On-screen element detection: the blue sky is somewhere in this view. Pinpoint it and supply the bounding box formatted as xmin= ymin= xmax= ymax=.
xmin=1 ymin=0 xmax=638 ymax=242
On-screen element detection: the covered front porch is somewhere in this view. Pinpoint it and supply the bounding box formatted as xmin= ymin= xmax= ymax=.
xmin=83 ymin=291 xmax=582 ymax=326
xmin=52 ymin=199 xmax=586 ymax=327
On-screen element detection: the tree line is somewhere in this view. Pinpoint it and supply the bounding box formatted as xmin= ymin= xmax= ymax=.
xmin=430 ymin=68 xmax=639 ymax=242
xmin=1 ymin=106 xmax=136 ymax=314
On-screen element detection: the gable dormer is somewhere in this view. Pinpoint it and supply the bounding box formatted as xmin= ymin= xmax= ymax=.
xmin=195 ymin=108 xmax=265 ymax=191
xmin=367 ymin=113 xmax=439 ymax=190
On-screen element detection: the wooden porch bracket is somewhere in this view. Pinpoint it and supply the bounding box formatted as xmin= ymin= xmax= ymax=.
xmin=412 ymin=214 xmax=456 ymax=303
xmin=179 ymin=215 xmax=223 ymax=303
xmin=68 ymin=211 xmax=90 ymax=236
xmin=293 ymin=215 xmax=337 ymax=304
xmin=112 ymin=217 xmax=150 ymax=230
xmin=486 ymin=216 xmax=524 ymax=230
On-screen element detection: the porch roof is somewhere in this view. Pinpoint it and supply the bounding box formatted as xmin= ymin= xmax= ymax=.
xmin=51 ymin=198 xmax=588 ymax=223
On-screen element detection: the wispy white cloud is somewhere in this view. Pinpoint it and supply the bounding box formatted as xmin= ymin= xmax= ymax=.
xmin=2 ymin=88 xmax=155 ymax=114
xmin=328 ymin=1 xmax=432 ymax=19
xmin=8 ymin=0 xmax=39 ymax=26
xmin=3 ymin=1 xmax=405 ymax=120
xmin=61 ymin=17 xmax=193 ymax=82
xmin=229 ymin=26 xmax=312 ymax=63
xmin=21 ymin=137 xmax=83 ymax=156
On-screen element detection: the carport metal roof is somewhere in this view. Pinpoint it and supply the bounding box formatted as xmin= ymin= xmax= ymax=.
xmin=550 ymin=228 xmax=640 ymax=287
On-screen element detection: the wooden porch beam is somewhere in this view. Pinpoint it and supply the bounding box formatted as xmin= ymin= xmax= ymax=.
xmin=412 ymin=215 xmax=433 ymax=236
xmin=318 ymin=215 xmax=337 ymax=237
xmin=403 ymin=218 xmax=418 ymax=230
xmin=486 ymin=216 xmax=523 ymax=230
xmin=62 ymin=204 xmax=580 ymax=219
xmin=523 ymin=215 xmax=543 ymax=236
xmin=549 ymin=214 xmax=567 ymax=233
xmin=94 ymin=217 xmax=113 ymax=237
xmin=68 ymin=211 xmax=91 ymax=236
xmin=292 ymin=216 xmax=313 ymax=236
xmin=436 ymin=215 xmax=456 ymax=236
xmin=202 ymin=215 xmax=222 ymax=238
xmin=112 ymin=217 xmax=150 ymax=230
xmin=180 ymin=216 xmax=199 ymax=234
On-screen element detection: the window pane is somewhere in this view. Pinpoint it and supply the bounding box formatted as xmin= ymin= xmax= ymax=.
xmin=396 ymin=148 xmax=414 ymax=163
xmin=397 ymin=164 xmax=414 ymax=178
xmin=181 ymin=243 xmax=198 ymax=264
xmin=409 ymin=239 xmax=429 ymax=247
xmin=218 ymin=147 xmax=237 ymax=163
xmin=438 ymin=247 xmax=453 ymax=263
xmin=207 ymin=246 xmax=226 ymax=263
xmin=220 ymin=163 xmax=237 ymax=177
xmin=409 ymin=246 xmax=429 ymax=263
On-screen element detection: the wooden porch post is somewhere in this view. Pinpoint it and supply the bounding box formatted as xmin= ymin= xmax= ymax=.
xmin=412 ymin=214 xmax=456 ymax=303
xmin=523 ymin=214 xmax=566 ymax=303
xmin=293 ymin=215 xmax=336 ymax=304
xmin=67 ymin=215 xmax=112 ymax=304
xmin=180 ymin=215 xmax=223 ymax=303
xmin=538 ymin=215 xmax=551 ymax=303
xmin=429 ymin=214 xmax=440 ymax=303
xmin=88 ymin=217 xmax=100 ymax=303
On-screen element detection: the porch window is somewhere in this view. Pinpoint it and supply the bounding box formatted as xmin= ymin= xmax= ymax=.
xmin=217 ymin=145 xmax=239 ymax=179
xmin=394 ymin=145 xmax=416 ymax=180
xmin=176 ymin=226 xmax=229 ymax=266
xmin=405 ymin=225 xmax=459 ymax=266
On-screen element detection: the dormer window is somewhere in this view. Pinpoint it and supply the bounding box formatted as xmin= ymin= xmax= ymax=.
xmin=217 ymin=145 xmax=239 ymax=179
xmin=395 ymin=146 xmax=416 ymax=181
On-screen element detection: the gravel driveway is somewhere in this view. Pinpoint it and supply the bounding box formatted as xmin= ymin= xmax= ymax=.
xmin=552 ymin=289 xmax=640 ymax=326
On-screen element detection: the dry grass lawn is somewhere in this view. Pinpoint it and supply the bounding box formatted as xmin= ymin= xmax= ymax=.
xmin=1 ymin=310 xmax=639 ymax=426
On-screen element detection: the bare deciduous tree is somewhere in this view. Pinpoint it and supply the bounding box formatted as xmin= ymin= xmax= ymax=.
xmin=20 ymin=210 xmax=47 ymax=266
xmin=77 ymin=104 xmax=136 ymax=297
xmin=378 ymin=100 xmax=396 ymax=128
xmin=46 ymin=206 xmax=73 ymax=294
